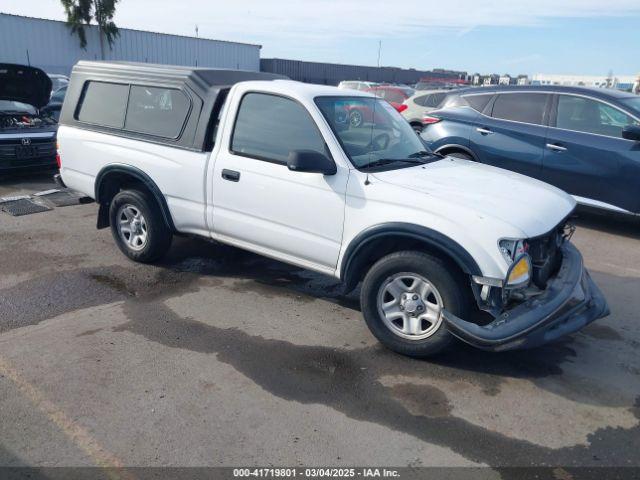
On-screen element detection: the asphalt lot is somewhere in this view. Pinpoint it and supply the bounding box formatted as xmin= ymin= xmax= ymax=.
xmin=1 ymin=172 xmax=639 ymax=474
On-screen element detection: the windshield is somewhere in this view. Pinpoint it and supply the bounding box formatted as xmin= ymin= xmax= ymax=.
xmin=315 ymin=96 xmax=430 ymax=170
xmin=620 ymin=97 xmax=640 ymax=117
xmin=0 ymin=100 xmax=36 ymax=114
xmin=50 ymin=86 xmax=67 ymax=103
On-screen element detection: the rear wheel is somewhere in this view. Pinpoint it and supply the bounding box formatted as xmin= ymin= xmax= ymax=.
xmin=109 ymin=189 xmax=172 ymax=263
xmin=360 ymin=251 xmax=471 ymax=357
xmin=349 ymin=109 xmax=364 ymax=128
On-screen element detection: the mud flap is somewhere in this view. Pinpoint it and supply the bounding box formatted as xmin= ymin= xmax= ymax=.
xmin=97 ymin=203 xmax=110 ymax=229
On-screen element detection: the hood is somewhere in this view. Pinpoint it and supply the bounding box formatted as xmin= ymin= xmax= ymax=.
xmin=372 ymin=158 xmax=576 ymax=238
xmin=0 ymin=64 xmax=52 ymax=109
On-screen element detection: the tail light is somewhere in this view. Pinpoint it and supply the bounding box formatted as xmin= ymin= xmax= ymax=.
xmin=422 ymin=115 xmax=441 ymax=125
xmin=55 ymin=141 xmax=61 ymax=168
xmin=396 ymin=104 xmax=408 ymax=113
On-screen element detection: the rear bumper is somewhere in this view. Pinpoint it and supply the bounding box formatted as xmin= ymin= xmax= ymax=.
xmin=443 ymin=243 xmax=609 ymax=351
xmin=53 ymin=173 xmax=67 ymax=189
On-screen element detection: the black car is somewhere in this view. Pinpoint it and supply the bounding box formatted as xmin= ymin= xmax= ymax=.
xmin=421 ymin=85 xmax=640 ymax=215
xmin=0 ymin=63 xmax=58 ymax=173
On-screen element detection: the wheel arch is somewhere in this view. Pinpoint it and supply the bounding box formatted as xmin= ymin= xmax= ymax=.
xmin=340 ymin=223 xmax=482 ymax=293
xmin=434 ymin=144 xmax=478 ymax=161
xmin=94 ymin=164 xmax=175 ymax=231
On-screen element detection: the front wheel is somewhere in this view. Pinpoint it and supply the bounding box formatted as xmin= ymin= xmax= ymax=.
xmin=109 ymin=189 xmax=172 ymax=263
xmin=360 ymin=251 xmax=471 ymax=357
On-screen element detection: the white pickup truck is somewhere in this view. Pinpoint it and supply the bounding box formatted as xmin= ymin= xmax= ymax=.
xmin=56 ymin=61 xmax=609 ymax=357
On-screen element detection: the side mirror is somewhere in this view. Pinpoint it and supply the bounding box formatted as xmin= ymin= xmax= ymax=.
xmin=622 ymin=125 xmax=640 ymax=142
xmin=287 ymin=150 xmax=337 ymax=175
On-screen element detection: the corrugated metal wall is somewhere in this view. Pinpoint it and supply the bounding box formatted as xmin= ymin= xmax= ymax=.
xmin=260 ymin=58 xmax=466 ymax=86
xmin=0 ymin=13 xmax=261 ymax=75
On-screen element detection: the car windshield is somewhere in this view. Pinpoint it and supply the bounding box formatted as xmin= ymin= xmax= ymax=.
xmin=620 ymin=97 xmax=640 ymax=117
xmin=0 ymin=100 xmax=36 ymax=114
xmin=50 ymin=86 xmax=67 ymax=103
xmin=315 ymin=96 xmax=432 ymax=170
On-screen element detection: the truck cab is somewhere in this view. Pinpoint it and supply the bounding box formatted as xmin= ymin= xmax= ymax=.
xmin=57 ymin=61 xmax=609 ymax=357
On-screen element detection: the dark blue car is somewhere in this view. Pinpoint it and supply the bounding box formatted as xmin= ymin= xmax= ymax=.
xmin=421 ymin=85 xmax=640 ymax=215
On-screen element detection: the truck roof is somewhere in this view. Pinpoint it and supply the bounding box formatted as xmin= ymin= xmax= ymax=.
xmin=234 ymin=79 xmax=375 ymax=100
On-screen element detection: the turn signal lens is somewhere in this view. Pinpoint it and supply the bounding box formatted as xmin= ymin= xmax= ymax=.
xmin=506 ymin=254 xmax=531 ymax=288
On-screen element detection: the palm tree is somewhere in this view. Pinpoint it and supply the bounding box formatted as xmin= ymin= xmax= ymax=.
xmin=61 ymin=0 xmax=119 ymax=58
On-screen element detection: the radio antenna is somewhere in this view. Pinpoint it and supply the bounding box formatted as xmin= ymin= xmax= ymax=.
xmin=365 ymin=40 xmax=382 ymax=186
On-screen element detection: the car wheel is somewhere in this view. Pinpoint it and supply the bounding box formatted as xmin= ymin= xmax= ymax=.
xmin=445 ymin=151 xmax=473 ymax=160
xmin=349 ymin=109 xmax=364 ymax=128
xmin=109 ymin=189 xmax=172 ymax=263
xmin=360 ymin=251 xmax=471 ymax=357
xmin=411 ymin=123 xmax=423 ymax=134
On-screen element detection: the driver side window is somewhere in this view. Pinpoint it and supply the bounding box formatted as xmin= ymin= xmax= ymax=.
xmin=231 ymin=93 xmax=327 ymax=164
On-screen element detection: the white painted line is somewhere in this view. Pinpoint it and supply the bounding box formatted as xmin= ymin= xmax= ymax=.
xmin=33 ymin=189 xmax=61 ymax=196
xmin=0 ymin=195 xmax=31 ymax=203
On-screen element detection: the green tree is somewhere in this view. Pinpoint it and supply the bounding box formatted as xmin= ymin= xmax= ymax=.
xmin=61 ymin=0 xmax=119 ymax=57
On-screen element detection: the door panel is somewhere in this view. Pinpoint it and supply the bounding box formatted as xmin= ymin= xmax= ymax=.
xmin=543 ymin=94 xmax=640 ymax=212
xmin=469 ymin=93 xmax=550 ymax=179
xmin=211 ymin=92 xmax=348 ymax=270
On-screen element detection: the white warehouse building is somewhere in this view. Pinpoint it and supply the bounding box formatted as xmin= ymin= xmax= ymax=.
xmin=0 ymin=13 xmax=261 ymax=75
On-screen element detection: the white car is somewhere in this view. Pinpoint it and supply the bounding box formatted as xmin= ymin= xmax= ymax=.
xmin=56 ymin=61 xmax=609 ymax=357
xmin=338 ymin=80 xmax=378 ymax=91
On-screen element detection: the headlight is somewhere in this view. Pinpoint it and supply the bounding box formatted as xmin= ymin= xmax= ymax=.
xmin=498 ymin=238 xmax=527 ymax=264
xmin=505 ymin=254 xmax=532 ymax=288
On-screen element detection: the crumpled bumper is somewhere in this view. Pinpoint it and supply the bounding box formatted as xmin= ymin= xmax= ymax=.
xmin=443 ymin=243 xmax=609 ymax=352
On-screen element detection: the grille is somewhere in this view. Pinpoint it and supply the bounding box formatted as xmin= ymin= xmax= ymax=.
xmin=0 ymin=140 xmax=56 ymax=160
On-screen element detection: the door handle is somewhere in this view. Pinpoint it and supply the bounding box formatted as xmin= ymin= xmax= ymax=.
xmin=546 ymin=143 xmax=567 ymax=152
xmin=222 ymin=169 xmax=240 ymax=182
xmin=476 ymin=127 xmax=493 ymax=135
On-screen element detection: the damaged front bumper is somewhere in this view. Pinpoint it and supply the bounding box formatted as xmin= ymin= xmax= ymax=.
xmin=443 ymin=243 xmax=609 ymax=351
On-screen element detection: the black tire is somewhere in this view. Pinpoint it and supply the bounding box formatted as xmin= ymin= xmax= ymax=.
xmin=445 ymin=151 xmax=473 ymax=160
xmin=109 ymin=189 xmax=172 ymax=263
xmin=349 ymin=109 xmax=364 ymax=128
xmin=360 ymin=250 xmax=471 ymax=358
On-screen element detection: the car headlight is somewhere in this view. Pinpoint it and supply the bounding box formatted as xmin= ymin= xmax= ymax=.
xmin=498 ymin=238 xmax=527 ymax=264
xmin=505 ymin=254 xmax=532 ymax=288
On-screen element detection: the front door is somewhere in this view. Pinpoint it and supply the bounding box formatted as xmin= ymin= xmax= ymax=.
xmin=543 ymin=94 xmax=640 ymax=213
xmin=211 ymin=91 xmax=349 ymax=272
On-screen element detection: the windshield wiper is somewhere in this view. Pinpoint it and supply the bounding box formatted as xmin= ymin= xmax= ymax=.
xmin=408 ymin=150 xmax=445 ymax=159
xmin=364 ymin=158 xmax=430 ymax=169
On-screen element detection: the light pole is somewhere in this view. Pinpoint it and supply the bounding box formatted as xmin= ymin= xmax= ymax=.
xmin=195 ymin=25 xmax=199 ymax=67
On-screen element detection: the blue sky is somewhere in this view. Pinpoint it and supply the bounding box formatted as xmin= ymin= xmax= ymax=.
xmin=2 ymin=0 xmax=639 ymax=76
